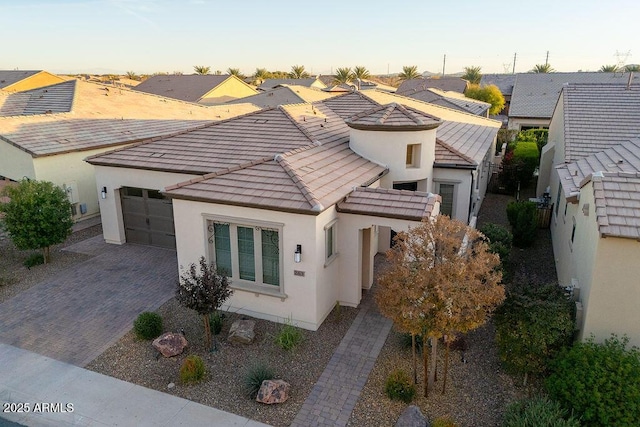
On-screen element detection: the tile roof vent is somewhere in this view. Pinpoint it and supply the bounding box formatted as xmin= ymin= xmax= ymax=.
xmin=618 ymin=159 xmax=624 ymax=164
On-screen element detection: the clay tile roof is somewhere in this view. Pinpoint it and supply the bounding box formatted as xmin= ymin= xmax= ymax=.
xmin=587 ymin=171 xmax=640 ymax=239
xmin=434 ymin=139 xmax=476 ymax=168
xmin=345 ymin=102 xmax=442 ymax=131
xmin=258 ymin=78 xmax=326 ymax=91
xmin=0 ymin=70 xmax=41 ymax=89
xmin=133 ymin=74 xmax=237 ymax=102
xmin=0 ymin=80 xmax=76 ymax=116
xmin=226 ymin=85 xmax=337 ymax=108
xmin=336 ymin=186 xmax=440 ymax=221
xmin=403 ymin=88 xmax=490 ymax=116
xmin=397 ymin=77 xmax=469 ymax=95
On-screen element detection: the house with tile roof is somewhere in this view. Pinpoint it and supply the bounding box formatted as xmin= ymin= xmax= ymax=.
xmin=86 ymin=89 xmax=500 ymax=330
xmin=0 ymin=70 xmax=66 ymax=92
xmin=225 ymin=84 xmax=337 ymax=108
xmin=397 ymin=77 xmax=469 ymax=95
xmin=258 ymin=77 xmax=326 ymax=91
xmin=0 ymin=79 xmax=258 ymax=222
xmin=133 ymin=74 xmax=258 ymax=104
xmin=538 ymin=83 xmax=640 ymax=346
xmin=507 ymin=72 xmax=639 ymax=130
xmin=400 ymin=87 xmax=490 ymax=117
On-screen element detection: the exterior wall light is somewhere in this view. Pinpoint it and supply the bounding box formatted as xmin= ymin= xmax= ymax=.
xmin=101 ymin=186 xmax=107 ymax=199
xmin=294 ymin=244 xmax=302 ymax=263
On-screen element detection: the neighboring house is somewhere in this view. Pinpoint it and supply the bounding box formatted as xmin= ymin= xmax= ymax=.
xmin=133 ymin=74 xmax=258 ymax=104
xmin=86 ymin=90 xmax=499 ymax=330
xmin=225 ymin=84 xmax=337 ymax=108
xmin=0 ymin=70 xmax=66 ymax=92
xmin=538 ymin=83 xmax=640 ymax=346
xmin=258 ymin=78 xmax=326 ymax=91
xmin=401 ymin=87 xmax=490 ymax=116
xmin=0 ymin=79 xmax=258 ymax=222
xmin=479 ymin=73 xmax=516 ymax=117
xmin=507 ymin=72 xmax=639 ymax=130
xmin=397 ymin=77 xmax=469 ymax=95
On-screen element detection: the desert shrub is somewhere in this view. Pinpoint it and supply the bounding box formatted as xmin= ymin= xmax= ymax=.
xmin=275 ymin=321 xmax=304 ymax=351
xmin=432 ymin=416 xmax=458 ymax=427
xmin=399 ymin=332 xmax=424 ymax=351
xmin=209 ymin=310 xmax=225 ymax=335
xmin=384 ymin=369 xmax=415 ymax=403
xmin=546 ymin=335 xmax=640 ymax=426
xmin=506 ymin=201 xmax=537 ymax=247
xmin=503 ymin=396 xmax=580 ymax=427
xmin=495 ymin=283 xmax=574 ymax=384
xmin=480 ymin=223 xmax=512 ymax=263
xmin=243 ymin=361 xmax=275 ymax=398
xmin=179 ymin=355 xmax=206 ymax=384
xmin=23 ymin=252 xmax=45 ymax=268
xmin=133 ymin=311 xmax=163 ymax=340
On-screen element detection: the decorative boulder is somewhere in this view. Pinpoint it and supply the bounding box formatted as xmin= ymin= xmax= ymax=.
xmin=395 ymin=405 xmax=428 ymax=427
xmin=228 ymin=319 xmax=255 ymax=344
xmin=256 ymin=379 xmax=290 ymax=404
xmin=152 ymin=332 xmax=188 ymax=357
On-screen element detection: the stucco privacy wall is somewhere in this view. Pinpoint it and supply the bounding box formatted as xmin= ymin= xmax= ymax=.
xmin=94 ymin=166 xmax=196 ymax=244
xmin=0 ymin=140 xmax=35 ymax=180
xmin=349 ymin=127 xmax=437 ymax=191
xmin=432 ymin=168 xmax=472 ymax=222
xmin=172 ymin=199 xmax=324 ymax=330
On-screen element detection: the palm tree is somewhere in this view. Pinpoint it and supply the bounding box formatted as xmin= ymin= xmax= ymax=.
xmin=625 ymin=64 xmax=640 ymax=72
xmin=333 ymin=67 xmax=353 ymax=84
xmin=226 ymin=68 xmax=245 ymax=79
xmin=600 ymin=64 xmax=619 ymax=72
xmin=193 ymin=65 xmax=211 ymax=75
xmin=252 ymin=68 xmax=270 ymax=85
xmin=125 ymin=70 xmax=138 ymax=80
xmin=398 ymin=65 xmax=420 ymax=81
xmin=462 ymin=66 xmax=482 ymax=84
xmin=530 ymin=64 xmax=554 ymax=73
xmin=352 ymin=65 xmax=371 ymax=80
xmin=289 ymin=65 xmax=310 ymax=79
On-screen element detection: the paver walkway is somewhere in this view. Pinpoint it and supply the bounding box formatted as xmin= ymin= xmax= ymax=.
xmin=0 ymin=236 xmax=177 ymax=367
xmin=291 ymin=272 xmax=392 ymax=427
xmin=0 ymin=343 xmax=268 ymax=427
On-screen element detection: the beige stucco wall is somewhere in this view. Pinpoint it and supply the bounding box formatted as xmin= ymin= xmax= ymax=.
xmin=507 ymin=117 xmax=550 ymax=131
xmin=200 ymin=77 xmax=258 ymax=104
xmin=349 ymin=127 xmax=436 ymax=191
xmin=93 ymin=165 xmax=196 ymax=244
xmin=537 ymin=93 xmax=566 ymax=194
xmin=0 ymin=141 xmax=35 ymax=180
xmin=172 ymin=199 xmax=324 ymax=330
xmin=432 ymin=167 xmax=472 ymax=222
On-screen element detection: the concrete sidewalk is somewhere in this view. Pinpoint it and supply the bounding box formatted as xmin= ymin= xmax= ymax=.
xmin=0 ymin=344 xmax=269 ymax=427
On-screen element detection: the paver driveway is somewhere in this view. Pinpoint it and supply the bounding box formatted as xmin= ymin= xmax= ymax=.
xmin=0 ymin=236 xmax=177 ymax=367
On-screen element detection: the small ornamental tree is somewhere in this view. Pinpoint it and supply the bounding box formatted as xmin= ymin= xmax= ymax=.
xmin=464 ymin=84 xmax=505 ymax=115
xmin=376 ymin=215 xmax=504 ymax=396
xmin=176 ymin=256 xmax=233 ymax=349
xmin=546 ymin=335 xmax=640 ymax=426
xmin=0 ymin=179 xmax=73 ymax=263
xmin=495 ymin=282 xmax=574 ymax=386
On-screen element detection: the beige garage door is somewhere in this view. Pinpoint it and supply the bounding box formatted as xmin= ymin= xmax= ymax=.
xmin=121 ymin=187 xmax=176 ymax=249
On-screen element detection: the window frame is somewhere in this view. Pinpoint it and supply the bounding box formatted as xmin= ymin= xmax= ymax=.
xmin=405 ymin=144 xmax=421 ymax=168
xmin=434 ymin=181 xmax=457 ymax=218
xmin=205 ymin=215 xmax=285 ymax=298
xmin=324 ymin=219 xmax=338 ymax=267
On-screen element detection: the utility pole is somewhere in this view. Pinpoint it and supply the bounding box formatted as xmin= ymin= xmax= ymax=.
xmin=442 ymin=54 xmax=446 ymax=76
xmin=513 ymin=53 xmax=517 ymax=74
xmin=387 ymin=63 xmax=390 ymax=76
xmin=545 ymin=51 xmax=549 ymax=66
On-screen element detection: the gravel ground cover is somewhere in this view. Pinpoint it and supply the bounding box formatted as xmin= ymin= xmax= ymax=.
xmin=0 ymin=224 xmax=102 ymax=303
xmin=87 ymin=298 xmax=358 ymax=427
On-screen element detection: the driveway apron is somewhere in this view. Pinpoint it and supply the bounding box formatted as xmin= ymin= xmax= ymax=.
xmin=0 ymin=236 xmax=177 ymax=367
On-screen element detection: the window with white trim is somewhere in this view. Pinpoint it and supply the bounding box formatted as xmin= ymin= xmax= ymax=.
xmin=325 ymin=220 xmax=338 ymax=264
xmin=437 ymin=183 xmax=455 ymax=217
xmin=207 ymin=219 xmax=283 ymax=295
xmin=406 ymin=144 xmax=421 ymax=168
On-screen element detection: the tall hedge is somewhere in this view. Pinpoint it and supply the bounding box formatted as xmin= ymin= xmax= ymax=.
xmin=506 ymin=201 xmax=537 ymax=247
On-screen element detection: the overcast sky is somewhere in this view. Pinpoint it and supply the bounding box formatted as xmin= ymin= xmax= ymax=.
xmin=1 ymin=0 xmax=638 ymax=75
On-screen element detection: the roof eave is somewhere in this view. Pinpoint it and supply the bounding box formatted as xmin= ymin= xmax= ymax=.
xmin=335 ymin=206 xmax=426 ymax=222
xmin=345 ymin=122 xmax=441 ymax=132
xmin=163 ymin=193 xmax=321 ymax=216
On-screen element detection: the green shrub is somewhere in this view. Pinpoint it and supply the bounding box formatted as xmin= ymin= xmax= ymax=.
xmin=275 ymin=320 xmax=304 ymax=351
xmin=243 ymin=361 xmax=275 ymax=398
xmin=503 ymin=396 xmax=580 ymax=427
xmin=23 ymin=252 xmax=45 ymax=268
xmin=432 ymin=417 xmax=458 ymax=427
xmin=512 ymin=142 xmax=539 ymax=186
xmin=518 ymin=129 xmax=549 ymax=157
xmin=133 ymin=311 xmax=163 ymax=340
xmin=209 ymin=311 xmax=225 ymax=335
xmin=384 ymin=369 xmax=415 ymax=403
xmin=399 ymin=332 xmax=424 ymax=351
xmin=506 ymin=201 xmax=537 ymax=248
xmin=546 ymin=335 xmax=640 ymax=426
xmin=179 ymin=355 xmax=206 ymax=384
xmin=480 ymin=223 xmax=513 ymax=263
xmin=495 ymin=283 xmax=574 ymax=383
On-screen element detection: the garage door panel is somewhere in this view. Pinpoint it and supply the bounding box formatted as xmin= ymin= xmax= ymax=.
xmin=121 ymin=187 xmax=176 ymax=249
xmin=123 ymin=213 xmax=148 ymax=230
xmin=122 ymin=198 xmax=146 ymax=214
xmin=148 ymin=217 xmax=175 ymax=234
xmin=126 ymin=228 xmax=151 ymax=245
xmin=151 ymin=232 xmax=177 ymax=249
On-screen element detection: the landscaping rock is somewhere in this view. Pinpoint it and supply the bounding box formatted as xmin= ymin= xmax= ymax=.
xmin=152 ymin=332 xmax=188 ymax=357
xmin=395 ymin=405 xmax=428 ymax=427
xmin=256 ymin=379 xmax=290 ymax=404
xmin=228 ymin=319 xmax=255 ymax=344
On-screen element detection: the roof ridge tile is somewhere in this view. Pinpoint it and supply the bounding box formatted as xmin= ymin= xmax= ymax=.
xmin=276 ymin=155 xmax=323 ymax=211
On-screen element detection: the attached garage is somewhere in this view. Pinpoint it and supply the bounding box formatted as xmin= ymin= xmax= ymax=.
xmin=121 ymin=187 xmax=176 ymax=249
